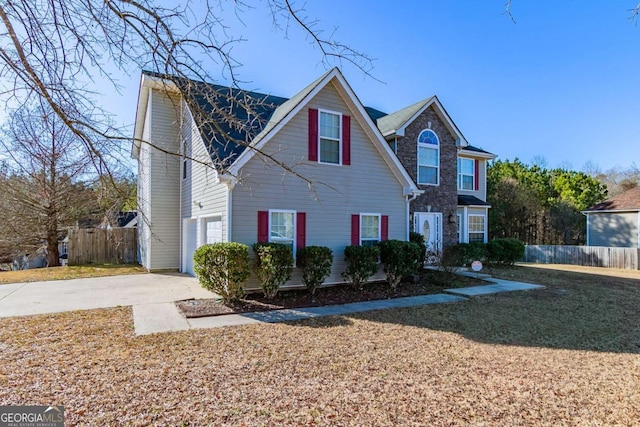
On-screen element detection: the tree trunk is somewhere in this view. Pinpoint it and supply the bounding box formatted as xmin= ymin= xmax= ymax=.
xmin=46 ymin=216 xmax=60 ymax=267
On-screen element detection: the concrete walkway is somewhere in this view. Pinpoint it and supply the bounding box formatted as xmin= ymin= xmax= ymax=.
xmin=137 ymin=278 xmax=545 ymax=335
xmin=0 ymin=273 xmax=215 ymax=318
xmin=0 ymin=271 xmax=545 ymax=336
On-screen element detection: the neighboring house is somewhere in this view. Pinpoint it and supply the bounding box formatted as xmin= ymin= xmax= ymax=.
xmin=374 ymin=97 xmax=496 ymax=251
xmin=132 ymin=68 xmax=422 ymax=286
xmin=583 ymin=186 xmax=640 ymax=248
xmin=101 ymin=211 xmax=138 ymax=229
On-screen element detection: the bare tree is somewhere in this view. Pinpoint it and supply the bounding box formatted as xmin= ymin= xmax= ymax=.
xmin=0 ymin=102 xmax=103 ymax=266
xmin=0 ymin=0 xmax=373 ymax=182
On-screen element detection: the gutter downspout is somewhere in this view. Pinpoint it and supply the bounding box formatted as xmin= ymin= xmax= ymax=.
xmin=220 ymin=174 xmax=237 ymax=242
xmin=178 ymin=99 xmax=184 ymax=273
xmin=406 ymin=192 xmax=419 ymax=240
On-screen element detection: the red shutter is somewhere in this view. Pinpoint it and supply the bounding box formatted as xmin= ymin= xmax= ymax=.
xmin=342 ymin=115 xmax=351 ymax=165
xmin=381 ymin=215 xmax=389 ymax=241
xmin=257 ymin=211 xmax=269 ymax=243
xmin=351 ymin=214 xmax=360 ymax=246
xmin=296 ymin=212 xmax=306 ymax=250
xmin=474 ymin=159 xmax=480 ymax=191
xmin=308 ymin=108 xmax=318 ymax=162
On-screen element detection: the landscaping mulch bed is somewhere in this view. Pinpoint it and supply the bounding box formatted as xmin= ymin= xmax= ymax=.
xmin=177 ymin=270 xmax=484 ymax=318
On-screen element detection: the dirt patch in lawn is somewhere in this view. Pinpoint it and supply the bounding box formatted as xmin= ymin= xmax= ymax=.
xmin=177 ymin=270 xmax=484 ymax=318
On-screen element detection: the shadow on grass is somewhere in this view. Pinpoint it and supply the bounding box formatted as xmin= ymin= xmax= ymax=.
xmin=301 ymin=266 xmax=640 ymax=354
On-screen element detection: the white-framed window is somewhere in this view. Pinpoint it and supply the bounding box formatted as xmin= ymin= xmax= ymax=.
xmin=458 ymin=157 xmax=475 ymax=191
xmin=468 ymin=214 xmax=486 ymax=243
xmin=417 ymin=129 xmax=439 ymax=185
xmin=182 ymin=139 xmax=189 ymax=180
xmin=457 ymin=214 xmax=462 ymax=243
xmin=269 ymin=209 xmax=296 ymax=252
xmin=360 ymin=213 xmax=381 ymax=247
xmin=319 ymin=110 xmax=341 ymax=165
xmin=182 ymin=158 xmax=188 ymax=180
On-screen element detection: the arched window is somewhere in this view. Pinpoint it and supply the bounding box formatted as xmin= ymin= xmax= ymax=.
xmin=417 ymin=129 xmax=439 ymax=185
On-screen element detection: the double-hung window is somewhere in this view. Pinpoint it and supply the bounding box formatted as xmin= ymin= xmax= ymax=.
xmin=269 ymin=210 xmax=296 ymax=251
xmin=458 ymin=157 xmax=475 ymax=190
xmin=417 ymin=129 xmax=439 ymax=185
xmin=360 ymin=214 xmax=380 ymax=247
xmin=319 ymin=110 xmax=341 ymax=164
xmin=468 ymin=214 xmax=486 ymax=243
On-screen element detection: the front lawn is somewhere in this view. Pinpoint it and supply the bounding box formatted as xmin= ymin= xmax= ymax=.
xmin=0 ymin=264 xmax=146 ymax=284
xmin=0 ymin=264 xmax=638 ymax=425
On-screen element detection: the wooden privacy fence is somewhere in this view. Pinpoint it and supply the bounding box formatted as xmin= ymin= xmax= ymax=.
xmin=68 ymin=228 xmax=138 ymax=265
xmin=524 ymin=245 xmax=639 ymax=270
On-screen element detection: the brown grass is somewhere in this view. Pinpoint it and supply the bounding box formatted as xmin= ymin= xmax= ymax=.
xmin=0 ymin=264 xmax=147 ymax=285
xmin=0 ymin=264 xmax=639 ymax=426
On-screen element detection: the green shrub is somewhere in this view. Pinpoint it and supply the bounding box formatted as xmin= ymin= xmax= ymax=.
xmin=409 ymin=231 xmax=426 ymax=264
xmin=342 ymin=245 xmax=379 ymax=288
xmin=441 ymin=243 xmax=469 ymax=268
xmin=252 ymin=243 xmax=293 ymax=299
xmin=466 ymin=242 xmax=488 ymax=264
xmin=193 ymin=243 xmax=250 ymax=303
xmin=297 ymin=246 xmax=333 ymax=296
xmin=487 ymin=238 xmax=524 ymax=266
xmin=379 ymin=240 xmax=423 ymax=291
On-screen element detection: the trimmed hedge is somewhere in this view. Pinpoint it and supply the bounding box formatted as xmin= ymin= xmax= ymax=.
xmin=193 ymin=242 xmax=250 ymax=303
xmin=252 ymin=242 xmax=293 ymax=299
xmin=487 ymin=238 xmax=525 ymax=265
xmin=409 ymin=231 xmax=426 ymax=264
xmin=342 ymin=245 xmax=379 ymax=288
xmin=379 ymin=240 xmax=423 ymax=290
xmin=297 ymin=246 xmax=333 ymax=296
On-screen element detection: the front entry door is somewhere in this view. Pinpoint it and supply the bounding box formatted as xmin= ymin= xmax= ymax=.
xmin=414 ymin=212 xmax=442 ymax=253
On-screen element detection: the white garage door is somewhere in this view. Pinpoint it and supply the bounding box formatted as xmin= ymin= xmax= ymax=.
xmin=183 ymin=219 xmax=197 ymax=276
xmin=205 ymin=217 xmax=223 ymax=244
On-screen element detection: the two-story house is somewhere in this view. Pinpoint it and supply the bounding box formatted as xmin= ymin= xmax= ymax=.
xmin=132 ymin=68 xmax=495 ymax=287
xmin=373 ymin=98 xmax=496 ymax=251
xmin=132 ymin=68 xmax=422 ymax=288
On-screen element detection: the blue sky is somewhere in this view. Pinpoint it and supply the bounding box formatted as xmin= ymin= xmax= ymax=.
xmin=110 ymin=1 xmax=640 ymax=171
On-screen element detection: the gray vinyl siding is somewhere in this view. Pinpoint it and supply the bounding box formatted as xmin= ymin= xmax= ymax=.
xmin=145 ymin=89 xmax=181 ymax=270
xmin=232 ymin=81 xmax=407 ymax=289
xmin=588 ymin=211 xmax=639 ymax=248
xmin=180 ymin=101 xmax=229 ymax=272
xmin=457 ymin=157 xmax=487 ymax=201
xmin=137 ymin=104 xmax=152 ymax=269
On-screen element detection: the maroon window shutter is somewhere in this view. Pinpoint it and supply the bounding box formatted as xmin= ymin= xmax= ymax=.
xmin=308 ymin=109 xmax=318 ymax=162
xmin=351 ymin=214 xmax=360 ymax=246
xmin=296 ymin=212 xmax=306 ymax=250
xmin=474 ymin=159 xmax=480 ymax=191
xmin=257 ymin=211 xmax=269 ymax=243
xmin=381 ymin=215 xmax=389 ymax=241
xmin=342 ymin=115 xmax=351 ymax=165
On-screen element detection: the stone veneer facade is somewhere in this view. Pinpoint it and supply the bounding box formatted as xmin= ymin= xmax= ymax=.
xmin=394 ymin=105 xmax=459 ymax=248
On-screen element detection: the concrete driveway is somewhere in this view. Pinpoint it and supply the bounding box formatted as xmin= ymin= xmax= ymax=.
xmin=0 ymin=273 xmax=215 ymax=318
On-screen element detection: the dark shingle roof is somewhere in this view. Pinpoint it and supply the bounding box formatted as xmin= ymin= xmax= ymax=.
xmin=459 ymin=145 xmax=495 ymax=156
xmin=177 ymin=79 xmax=288 ymax=169
xmin=364 ymin=106 xmax=388 ymax=122
xmin=458 ymin=195 xmax=491 ymax=207
xmin=586 ymin=186 xmax=640 ymax=211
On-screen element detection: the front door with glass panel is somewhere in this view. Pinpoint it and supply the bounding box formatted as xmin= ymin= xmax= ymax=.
xmin=414 ymin=212 xmax=442 ymax=253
